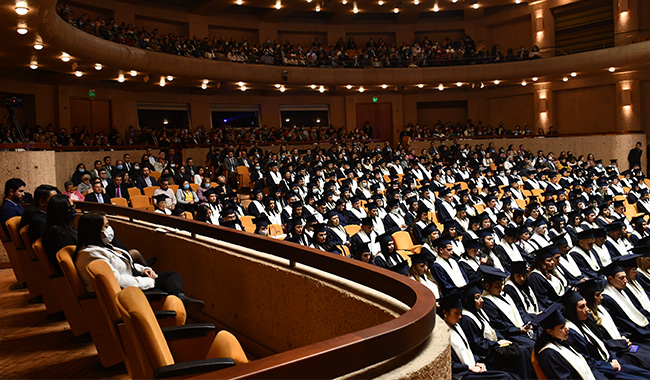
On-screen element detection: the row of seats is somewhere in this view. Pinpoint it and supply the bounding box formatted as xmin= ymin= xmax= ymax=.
xmin=2 ymin=216 xmax=248 ymax=378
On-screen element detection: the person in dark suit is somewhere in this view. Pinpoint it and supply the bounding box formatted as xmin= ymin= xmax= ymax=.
xmin=135 ymin=167 xmax=159 ymax=190
xmin=85 ymin=180 xmax=109 ymax=204
xmin=105 ymin=174 xmax=130 ymax=203
xmin=0 ymin=178 xmax=26 ymax=229
xmin=184 ymin=158 xmax=198 ymax=178
xmin=223 ymin=150 xmax=238 ymax=187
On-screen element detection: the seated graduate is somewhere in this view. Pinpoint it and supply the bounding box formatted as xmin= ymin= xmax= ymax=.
xmin=458 ymin=238 xmax=484 ymax=284
xmin=592 ymin=228 xmax=614 ymax=268
xmin=477 ymin=228 xmax=506 ymax=271
xmin=408 ymin=252 xmax=441 ymax=299
xmin=440 ymin=291 xmax=516 ymax=380
xmin=569 ymin=229 xmax=603 ymax=279
xmin=459 ymin=281 xmax=535 ymax=380
xmin=351 ymin=242 xmax=373 ymax=264
xmin=533 ymin=301 xmax=607 ymax=380
xmin=253 ymin=215 xmax=270 ymax=236
xmin=527 ymin=247 xmax=567 ymax=309
xmin=153 ymin=193 xmax=172 ymax=215
xmin=310 ymin=223 xmax=341 ymax=255
xmin=350 ymin=217 xmax=379 ymax=254
xmin=419 ymin=223 xmax=441 ymax=260
xmin=325 ymin=210 xmax=349 ymax=246
xmin=562 ymin=289 xmax=650 ymax=378
xmin=553 ymin=233 xmax=589 ymax=286
xmin=411 ymin=208 xmax=430 ymax=245
xmin=578 ymin=278 xmax=650 ymax=371
xmin=504 ymin=260 xmax=542 ymax=317
xmin=636 ymin=253 xmax=650 ymax=297
xmin=495 ymin=227 xmax=529 ymax=272
xmin=431 ymin=236 xmax=469 ymax=295
xmin=373 ymin=229 xmax=405 ymax=269
xmin=599 ymin=260 xmax=650 ymax=342
xmin=619 ymin=250 xmax=650 ymax=317
xmin=74 ymin=212 xmax=204 ymax=312
xmin=220 ymin=207 xmax=244 ymax=231
xmin=479 ymin=265 xmax=535 ymax=350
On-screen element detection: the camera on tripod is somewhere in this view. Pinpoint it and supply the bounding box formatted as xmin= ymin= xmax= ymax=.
xmin=5 ymin=97 xmax=22 ymax=111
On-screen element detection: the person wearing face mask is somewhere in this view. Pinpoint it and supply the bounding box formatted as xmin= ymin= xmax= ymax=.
xmin=74 ymin=212 xmax=204 ymax=312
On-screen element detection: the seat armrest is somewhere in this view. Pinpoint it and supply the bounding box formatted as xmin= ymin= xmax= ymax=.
xmin=144 ymin=289 xmax=168 ymax=301
xmin=162 ymin=323 xmax=216 ymax=341
xmin=154 ymin=310 xmax=177 ymax=320
xmin=154 ymin=358 xmax=235 ymax=378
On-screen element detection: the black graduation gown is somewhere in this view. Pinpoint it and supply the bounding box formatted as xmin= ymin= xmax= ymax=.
xmin=503 ymin=282 xmax=541 ymax=317
xmin=481 ymin=296 xmax=535 ymax=350
xmin=569 ymin=248 xmax=601 ymax=279
xmin=537 ymin=340 xmax=608 ymax=380
xmin=527 ymin=271 xmax=563 ymax=309
xmin=567 ymin=324 xmax=650 ymax=379
xmin=601 ymin=293 xmax=650 ymax=342
xmin=636 ymin=273 xmax=650 ymax=298
xmin=592 ymin=315 xmax=650 ymax=371
xmin=373 ymin=251 xmax=404 ymax=269
xmin=450 ymin=339 xmax=516 ymax=380
xmin=431 ymin=258 xmax=468 ymax=296
xmin=459 ymin=312 xmax=534 ymax=379
xmin=458 ymin=259 xmax=481 ymax=284
xmin=556 ymin=260 xmax=587 ymax=287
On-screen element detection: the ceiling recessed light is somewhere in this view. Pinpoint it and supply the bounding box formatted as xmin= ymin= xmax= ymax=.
xmin=359 ymin=86 xmax=365 ymax=92
xmin=167 ymin=75 xmax=174 ymax=81
xmin=438 ymin=84 xmax=444 ymax=91
xmin=417 ymin=84 xmax=424 ymax=88
xmin=29 ymin=60 xmax=38 ymax=70
xmin=310 ymin=84 xmax=316 ymax=89
xmin=61 ymin=52 xmax=70 ymax=62
xmin=117 ymin=73 xmax=125 ymax=82
xmin=315 ymin=4 xmax=320 ymax=11
xmin=75 ymin=71 xmax=83 ymax=77
xmin=480 ymin=82 xmax=485 ymax=89
xmin=393 ymin=7 xmax=399 ymax=13
xmin=521 ymin=81 xmax=527 ymax=86
xmin=240 ymin=85 xmax=247 ymax=91
xmin=493 ymin=80 xmax=500 ymax=85
xmin=95 ymin=63 xmax=103 ymax=70
xmin=342 ymin=0 xmax=347 ymax=4
xmin=472 ymin=1 xmax=479 ymax=9
xmin=532 ymin=77 xmax=538 ymax=82
xmin=201 ymin=83 xmax=208 ymax=89
xmin=130 ymin=70 xmax=138 ymax=77
xmin=353 ymin=1 xmax=358 ymax=13
xmin=275 ymin=0 xmax=281 ymax=9
xmin=433 ymin=3 xmax=439 ymax=11
xmin=16 ymin=26 xmax=28 ymax=35
xmin=236 ymin=0 xmax=243 ymax=4
xmin=378 ymin=0 xmax=384 ymax=4
xmin=319 ymin=85 xmax=325 ymax=93
xmin=280 ymin=85 xmax=286 ymax=92
xmin=381 ymin=84 xmax=387 ymax=89
xmin=275 ymin=84 xmax=282 ymax=88
xmin=414 ymin=0 xmax=419 ymax=4
xmin=563 ymin=76 xmax=569 ymax=82
xmin=238 ymin=81 xmax=245 ymax=87
xmin=346 ymin=84 xmax=352 ymax=89
xmin=570 ymin=72 xmax=577 ymax=77
xmin=15 ymin=6 xmax=28 ymax=15
xmin=160 ymin=77 xmax=166 ymax=87
xmin=608 ymin=67 xmax=616 ymax=73
xmin=456 ymin=82 xmax=462 ymax=87
xmin=33 ymin=43 xmax=43 ymax=50
xmin=203 ymin=79 xmax=209 ymax=84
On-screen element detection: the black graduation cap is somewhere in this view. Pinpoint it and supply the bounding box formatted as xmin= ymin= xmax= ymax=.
xmin=304 ymin=214 xmax=318 ymax=224
xmin=480 ymin=265 xmax=509 ymax=283
xmin=577 ymin=278 xmax=605 ymax=300
xmin=605 ymin=221 xmax=624 ymax=232
xmin=550 ymin=233 xmax=569 ymax=246
xmin=631 ymin=215 xmax=646 ymax=226
xmin=510 ymin=261 xmax=528 ymax=275
xmin=313 ymin=223 xmax=328 ymax=234
xmin=615 ymin=253 xmax=641 ymax=268
xmin=576 ymin=229 xmax=594 ymax=240
xmin=533 ymin=247 xmax=556 ymax=260
xmin=409 ymin=253 xmax=428 ymax=265
xmin=439 ymin=188 xmax=452 ymax=197
xmin=495 ymin=211 xmax=508 ymax=220
xmin=455 ymin=203 xmax=467 ymax=211
xmin=531 ymin=218 xmax=547 ymax=228
xmin=421 ymin=223 xmax=440 ymax=241
xmin=582 ymin=208 xmax=596 ymax=216
xmin=592 ymin=228 xmax=606 ymax=239
xmin=377 ymin=230 xmax=395 ymax=244
xmin=153 ymin=193 xmax=169 ymax=203
xmin=560 ymin=290 xmax=584 ymax=310
xmin=360 ymin=216 xmax=373 ymax=226
xmin=438 ymin=291 xmax=463 ymax=311
xmin=432 ymin=236 xmax=452 ymax=248
xmin=463 ymin=239 xmax=480 ymax=250
xmin=461 ymin=280 xmax=483 ymax=300
xmin=476 ymin=228 xmax=494 ymax=239
xmin=532 ymin=301 xmax=565 ymax=330
xmin=599 ymin=261 xmax=624 ymax=277
xmin=504 ymin=227 xmax=519 ymax=238
xmin=353 ymin=242 xmax=371 ymax=255
xmin=367 ymin=202 xmax=379 ymax=211
xmin=253 ymin=216 xmax=270 ymax=227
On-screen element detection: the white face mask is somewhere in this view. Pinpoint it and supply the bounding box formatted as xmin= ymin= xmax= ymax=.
xmin=102 ymin=226 xmax=114 ymax=245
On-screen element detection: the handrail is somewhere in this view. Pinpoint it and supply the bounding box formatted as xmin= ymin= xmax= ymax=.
xmin=74 ymin=201 xmax=437 ymax=379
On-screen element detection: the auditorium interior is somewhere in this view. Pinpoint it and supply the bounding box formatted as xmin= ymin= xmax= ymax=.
xmin=1 ymin=0 xmax=650 ymax=378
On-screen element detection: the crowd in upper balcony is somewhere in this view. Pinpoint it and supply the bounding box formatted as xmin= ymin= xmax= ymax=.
xmin=56 ymin=4 xmax=542 ymax=68
xmin=0 ymin=119 xmax=556 ymax=147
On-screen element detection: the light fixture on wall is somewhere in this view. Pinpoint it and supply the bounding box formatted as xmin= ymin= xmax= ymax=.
xmin=432 ymin=2 xmax=439 ymax=12
xmin=621 ymin=87 xmax=631 ymax=107
xmin=438 ymin=83 xmax=444 ymax=91
xmin=471 ymin=1 xmax=478 ymax=9
xmin=535 ymin=13 xmax=544 ymax=33
xmin=619 ymin=0 xmax=628 ymax=13
xmin=539 ymin=98 xmax=547 ymax=114
xmin=353 ymin=1 xmax=358 ymax=13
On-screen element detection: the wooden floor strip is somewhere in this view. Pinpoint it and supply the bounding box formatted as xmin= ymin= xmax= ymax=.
xmin=0 ymin=268 xmax=129 ymax=379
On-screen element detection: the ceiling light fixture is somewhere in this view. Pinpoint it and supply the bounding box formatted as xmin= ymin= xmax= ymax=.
xmin=130 ymin=70 xmax=137 ymax=77
xmin=240 ymin=85 xmax=247 ymax=91
xmin=342 ymin=0 xmax=347 ymax=4
xmin=493 ymin=80 xmax=500 ymax=85
xmin=310 ymin=84 xmax=317 ymax=89
xmin=515 ymin=0 xmax=521 ymax=3
xmin=570 ymin=72 xmax=577 ymax=77
xmin=15 ymin=1 xmax=28 ymax=15
xmin=237 ymin=81 xmax=245 ymax=87
xmin=16 ymin=25 xmax=28 ymax=35
xmin=275 ymin=84 xmax=282 ymax=88
xmin=203 ymin=79 xmax=209 ymax=84
xmin=393 ymin=6 xmax=399 ymax=13
xmin=33 ymin=42 xmax=43 ymax=50
xmin=280 ymin=85 xmax=286 ymax=92
xmin=160 ymin=77 xmax=166 ymax=87
xmin=480 ymin=82 xmax=485 ymax=88
xmin=94 ymin=63 xmax=103 ymax=70
xmin=532 ymin=77 xmax=538 ymax=82
xmin=61 ymin=52 xmax=70 ymax=62
xmin=117 ymin=72 xmax=125 ymax=82
xmin=438 ymin=83 xmax=444 ymax=91
xmin=456 ymin=82 xmax=462 ymax=87
xmin=378 ymin=0 xmax=384 ymax=5
xmin=414 ymin=0 xmax=419 ymax=5
xmin=29 ymin=60 xmax=38 ymax=70
xmin=521 ymin=80 xmax=527 ymax=86
xmin=609 ymin=67 xmax=616 ymax=72
xmin=75 ymin=71 xmax=83 ymax=77
xmin=315 ymin=4 xmax=320 ymax=11
xmin=417 ymin=84 xmax=424 ymax=88
xmin=236 ymin=0 xmax=243 ymax=4
xmin=275 ymin=0 xmax=281 ymax=9
xmin=319 ymin=85 xmax=325 ymax=93
xmin=471 ymin=1 xmax=479 ymax=9
xmin=346 ymin=84 xmax=352 ymax=89
xmin=381 ymin=84 xmax=387 ymax=89
xmin=201 ymin=83 xmax=208 ymax=89
xmin=167 ymin=75 xmax=174 ymax=81
xmin=433 ymin=2 xmax=439 ymax=11
xmin=353 ymin=1 xmax=358 ymax=13
xmin=562 ymin=76 xmax=569 ymax=82
xmin=359 ymin=86 xmax=365 ymax=92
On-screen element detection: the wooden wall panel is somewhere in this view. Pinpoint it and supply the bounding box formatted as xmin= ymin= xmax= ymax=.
xmin=345 ymin=33 xmax=396 ymax=47
xmin=487 ymin=16 xmax=533 ymax=52
xmin=416 ymin=101 xmax=468 ymax=127
xmin=413 ymin=30 xmax=465 ymax=46
xmin=91 ymin=100 xmax=112 ymax=136
xmin=135 ymin=15 xmax=188 ymax=37
xmin=209 ymin=27 xmax=259 ymax=44
xmin=486 ymin=94 xmax=534 ymax=130
xmin=555 ymin=85 xmax=616 ymax=134
xmin=70 ymin=98 xmax=91 ymax=131
xmin=277 ymin=31 xmax=328 ymax=49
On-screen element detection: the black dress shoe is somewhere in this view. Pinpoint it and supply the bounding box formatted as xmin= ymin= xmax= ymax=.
xmin=177 ymin=293 xmax=205 ymax=313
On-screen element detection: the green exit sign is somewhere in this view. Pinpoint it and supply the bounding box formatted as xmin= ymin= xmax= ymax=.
xmin=89 ymin=89 xmax=96 ymax=98
xmin=372 ymin=97 xmax=378 ymax=103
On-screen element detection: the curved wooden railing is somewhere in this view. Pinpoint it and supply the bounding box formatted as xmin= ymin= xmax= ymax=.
xmin=37 ymin=0 xmax=650 ymax=86
xmin=74 ymin=201 xmax=438 ymax=379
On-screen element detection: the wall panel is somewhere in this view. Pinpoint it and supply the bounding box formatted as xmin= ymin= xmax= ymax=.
xmin=345 ymin=33 xmax=396 ymax=47
xmin=555 ymin=85 xmax=616 ymax=134
xmin=416 ymin=101 xmax=468 ymax=127
xmin=486 ymin=94 xmax=534 ymax=130
xmin=135 ymin=15 xmax=188 ymax=37
xmin=486 ymin=16 xmax=533 ymax=52
xmin=277 ymin=31 xmax=327 ymax=49
xmin=209 ymin=26 xmax=259 ymax=44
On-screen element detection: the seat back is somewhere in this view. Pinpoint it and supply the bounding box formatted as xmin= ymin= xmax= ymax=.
xmin=392 ymin=230 xmax=414 ymax=251
xmin=111 ymin=197 xmax=129 ymax=207
xmin=531 ymin=351 xmax=546 ymax=380
xmin=128 ymin=187 xmax=142 ymax=198
xmin=344 ymin=224 xmax=361 ymax=236
xmin=0 ymin=217 xmax=25 ymax=282
xmin=116 ymin=287 xmax=176 ymax=378
xmin=150 ymin=171 xmax=162 ymax=181
xmin=169 ymin=184 xmax=179 ymax=193
xmin=143 ymin=186 xmax=158 ymax=199
xmin=239 ymin=215 xmax=255 ymax=232
xmin=19 ymin=225 xmax=37 ymax=260
xmin=268 ymin=224 xmax=284 ymax=237
xmin=5 ymin=216 xmax=24 ymax=249
xmin=86 ymin=260 xmax=123 ymax=322
xmin=131 ymin=195 xmax=153 ymax=211
xmin=32 ymin=238 xmax=57 ymax=277
xmin=189 ymin=183 xmax=200 ymax=192
xmin=56 ymin=246 xmax=87 ymax=298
